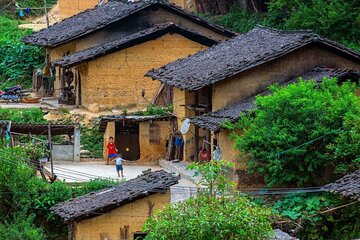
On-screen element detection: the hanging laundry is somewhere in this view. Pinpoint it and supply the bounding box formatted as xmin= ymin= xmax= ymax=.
xmin=51 ymin=65 xmax=56 ymax=77
xmin=25 ymin=7 xmax=31 ymax=15
xmin=213 ymin=146 xmax=222 ymax=161
xmin=19 ymin=9 xmax=25 ymax=17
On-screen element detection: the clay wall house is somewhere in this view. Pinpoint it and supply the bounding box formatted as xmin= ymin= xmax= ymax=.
xmin=51 ymin=170 xmax=179 ymax=240
xmin=146 ymin=26 xmax=360 ymax=180
xmin=99 ymin=115 xmax=175 ymax=164
xmin=22 ymin=0 xmax=235 ymax=113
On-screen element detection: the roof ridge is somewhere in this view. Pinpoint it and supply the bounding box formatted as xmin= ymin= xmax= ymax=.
xmin=54 ymin=22 xmax=218 ymax=67
xmin=253 ymin=24 xmax=316 ymax=35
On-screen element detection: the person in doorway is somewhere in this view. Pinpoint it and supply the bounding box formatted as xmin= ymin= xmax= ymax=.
xmin=198 ymin=147 xmax=210 ymax=162
xmin=105 ymin=137 xmax=118 ymax=165
xmin=111 ymin=153 xmax=127 ymax=178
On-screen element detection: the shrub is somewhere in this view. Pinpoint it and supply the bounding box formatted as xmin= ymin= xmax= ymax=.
xmin=144 ymin=194 xmax=273 ymax=240
xmin=0 ymin=107 xmax=46 ymax=123
xmin=227 ymin=78 xmax=360 ymax=186
xmin=271 ymin=193 xmax=360 ymax=240
xmin=0 ymin=212 xmax=45 ymax=240
xmin=0 ymin=16 xmax=45 ymax=89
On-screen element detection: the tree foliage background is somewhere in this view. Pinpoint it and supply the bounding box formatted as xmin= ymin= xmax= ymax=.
xmin=217 ymin=0 xmax=360 ymax=52
xmin=226 ymin=79 xmax=360 ymax=187
xmin=144 ymin=160 xmax=273 ymax=240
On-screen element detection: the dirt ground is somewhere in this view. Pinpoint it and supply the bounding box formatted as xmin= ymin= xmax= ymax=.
xmin=18 ymin=3 xmax=60 ymax=31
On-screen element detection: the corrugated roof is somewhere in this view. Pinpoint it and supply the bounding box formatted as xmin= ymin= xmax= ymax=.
xmin=146 ymin=26 xmax=360 ymax=91
xmin=0 ymin=120 xmax=76 ymax=135
xmin=22 ymin=0 xmax=235 ymax=47
xmin=54 ymin=23 xmax=218 ymax=67
xmin=51 ymin=170 xmax=180 ymax=222
xmin=191 ymin=67 xmax=360 ymax=132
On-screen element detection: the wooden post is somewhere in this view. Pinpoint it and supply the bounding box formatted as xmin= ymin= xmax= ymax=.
xmin=74 ymin=69 xmax=78 ymax=107
xmin=48 ymin=124 xmax=54 ymax=178
xmin=194 ymin=91 xmax=199 ymax=161
xmin=43 ymin=0 xmax=49 ymax=28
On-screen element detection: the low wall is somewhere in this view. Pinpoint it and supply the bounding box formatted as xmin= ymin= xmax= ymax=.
xmin=52 ymin=144 xmax=74 ymax=161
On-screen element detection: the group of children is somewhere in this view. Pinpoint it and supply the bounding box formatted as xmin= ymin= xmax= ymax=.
xmin=105 ymin=137 xmax=126 ymax=178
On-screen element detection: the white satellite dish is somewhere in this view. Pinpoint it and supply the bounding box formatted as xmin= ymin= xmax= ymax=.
xmin=180 ymin=118 xmax=191 ymax=135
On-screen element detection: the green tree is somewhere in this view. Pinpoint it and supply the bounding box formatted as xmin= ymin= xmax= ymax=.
xmin=227 ymin=78 xmax=360 ymax=186
xmin=217 ymin=0 xmax=360 ymax=52
xmin=144 ymin=160 xmax=273 ymax=240
xmin=0 ymin=146 xmax=119 ymax=239
xmin=0 ymin=16 xmax=45 ymax=89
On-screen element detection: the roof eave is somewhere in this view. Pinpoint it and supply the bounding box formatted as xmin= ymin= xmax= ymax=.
xmin=54 ymin=24 xmax=218 ymax=67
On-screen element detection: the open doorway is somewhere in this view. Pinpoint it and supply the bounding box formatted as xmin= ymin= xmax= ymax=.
xmin=115 ymin=122 xmax=140 ymax=160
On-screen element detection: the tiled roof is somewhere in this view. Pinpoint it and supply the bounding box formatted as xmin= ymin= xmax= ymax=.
xmin=54 ymin=23 xmax=218 ymax=67
xmin=191 ymin=67 xmax=360 ymax=132
xmin=99 ymin=114 xmax=175 ymax=131
xmin=22 ymin=0 xmax=235 ymax=47
xmin=324 ymin=170 xmax=360 ymax=201
xmin=51 ymin=170 xmax=180 ymax=222
xmin=146 ymin=26 xmax=360 ymax=91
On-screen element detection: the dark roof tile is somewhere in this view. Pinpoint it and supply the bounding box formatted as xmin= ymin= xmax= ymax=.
xmin=191 ymin=67 xmax=360 ymax=131
xmin=324 ymin=170 xmax=360 ymax=201
xmin=146 ymin=26 xmax=360 ymax=91
xmin=54 ymin=23 xmax=218 ymax=67
xmin=51 ymin=170 xmax=179 ymax=222
xmin=22 ymin=0 xmax=235 ymax=47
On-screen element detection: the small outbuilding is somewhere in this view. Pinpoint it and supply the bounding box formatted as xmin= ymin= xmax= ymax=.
xmin=51 ymin=170 xmax=179 ymax=240
xmin=100 ymin=115 xmax=175 ymax=164
xmin=0 ymin=121 xmax=81 ymax=162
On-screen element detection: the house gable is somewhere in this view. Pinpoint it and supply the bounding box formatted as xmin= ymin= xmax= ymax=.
xmin=146 ymin=26 xmax=360 ymax=91
xmin=21 ymin=0 xmax=235 ymax=48
xmin=77 ymin=33 xmax=209 ymax=112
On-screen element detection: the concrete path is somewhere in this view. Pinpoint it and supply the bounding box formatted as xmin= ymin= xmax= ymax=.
xmin=50 ymin=161 xmax=202 ymax=203
xmin=51 ymin=161 xmax=162 ymax=182
xmin=159 ymin=159 xmax=202 ymax=185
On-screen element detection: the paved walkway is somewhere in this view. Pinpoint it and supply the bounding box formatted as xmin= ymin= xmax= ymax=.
xmin=159 ymin=159 xmax=202 ymax=184
xmin=50 ymin=161 xmax=201 ymax=202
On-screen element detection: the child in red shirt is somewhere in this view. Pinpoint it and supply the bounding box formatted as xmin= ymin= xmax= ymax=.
xmin=105 ymin=137 xmax=118 ymax=165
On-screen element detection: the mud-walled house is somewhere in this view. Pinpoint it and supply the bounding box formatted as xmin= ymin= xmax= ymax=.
xmin=99 ymin=115 xmax=175 ymax=164
xmin=22 ymin=0 xmax=235 ymax=113
xmin=146 ymin=26 xmax=360 ymax=180
xmin=51 ymin=170 xmax=179 ymax=240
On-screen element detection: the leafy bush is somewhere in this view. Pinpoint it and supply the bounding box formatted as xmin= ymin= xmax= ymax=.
xmin=133 ymin=104 xmax=173 ymax=116
xmin=144 ymin=194 xmax=273 ymax=240
xmin=144 ymin=160 xmax=272 ymax=239
xmin=0 ymin=107 xmax=46 ymax=123
xmin=227 ymin=78 xmax=360 ymax=186
xmin=0 ymin=16 xmax=45 ymax=89
xmin=187 ymin=160 xmax=235 ymax=197
xmin=0 ymin=212 xmax=45 ymax=240
xmin=217 ymin=7 xmax=266 ymax=34
xmin=272 ymin=193 xmax=360 ymax=240
xmin=216 ymin=0 xmax=360 ymax=52
xmin=81 ymin=125 xmax=104 ymax=158
xmin=0 ymin=146 xmax=119 ymax=239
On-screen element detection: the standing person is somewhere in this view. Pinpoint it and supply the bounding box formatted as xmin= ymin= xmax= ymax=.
xmin=198 ymin=147 xmax=210 ymax=162
xmin=105 ymin=137 xmax=117 ymax=165
xmin=111 ymin=153 xmax=127 ymax=177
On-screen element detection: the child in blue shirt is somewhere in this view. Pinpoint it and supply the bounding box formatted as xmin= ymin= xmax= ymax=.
xmin=111 ymin=153 xmax=127 ymax=177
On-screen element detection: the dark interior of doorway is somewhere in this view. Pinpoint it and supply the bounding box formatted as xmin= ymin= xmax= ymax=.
xmin=115 ymin=122 xmax=140 ymax=161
